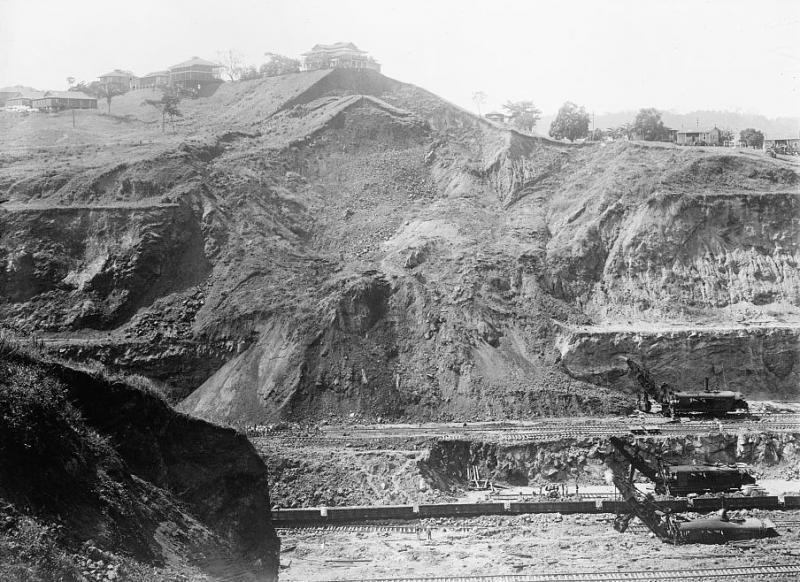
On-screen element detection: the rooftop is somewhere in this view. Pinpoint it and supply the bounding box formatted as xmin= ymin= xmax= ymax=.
xmin=168 ymin=57 xmax=221 ymax=70
xmin=303 ymin=42 xmax=370 ymax=57
xmin=676 ymin=126 xmax=720 ymax=134
xmin=99 ymin=69 xmax=137 ymax=78
xmin=36 ymin=91 xmax=95 ymax=100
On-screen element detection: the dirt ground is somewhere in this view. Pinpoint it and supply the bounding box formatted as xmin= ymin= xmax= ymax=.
xmin=277 ymin=511 xmax=800 ymax=580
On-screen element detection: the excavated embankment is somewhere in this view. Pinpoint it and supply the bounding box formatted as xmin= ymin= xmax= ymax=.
xmin=559 ymin=325 xmax=800 ymax=398
xmin=421 ymin=433 xmax=800 ymax=490
xmin=1 ymin=69 xmax=799 ymax=423
xmin=0 ymin=349 xmax=279 ymax=579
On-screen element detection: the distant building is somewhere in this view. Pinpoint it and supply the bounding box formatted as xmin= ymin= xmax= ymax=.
xmin=301 ymin=42 xmax=381 ymax=72
xmin=485 ymin=111 xmax=509 ymax=124
xmin=764 ymin=136 xmax=800 ymax=154
xmin=0 ymin=86 xmax=28 ymax=106
xmin=168 ymin=57 xmax=223 ymax=89
xmin=31 ymin=91 xmax=97 ymax=111
xmin=140 ymin=71 xmax=170 ymax=89
xmin=666 ymin=128 xmax=678 ymax=143
xmin=99 ymin=69 xmax=139 ymax=90
xmin=5 ymin=91 xmax=45 ymax=108
xmin=676 ymin=126 xmax=723 ymax=146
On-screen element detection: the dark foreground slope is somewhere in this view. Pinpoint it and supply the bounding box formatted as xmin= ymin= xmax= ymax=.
xmin=1 ymin=69 xmax=798 ymax=424
xmin=0 ymin=345 xmax=279 ymax=581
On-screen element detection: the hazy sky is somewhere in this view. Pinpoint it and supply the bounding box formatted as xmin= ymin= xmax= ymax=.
xmin=1 ymin=0 xmax=798 ymax=118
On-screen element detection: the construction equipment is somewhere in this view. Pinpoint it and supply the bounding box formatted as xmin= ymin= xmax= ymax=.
xmin=607 ymin=436 xmax=777 ymax=544
xmin=609 ymin=437 xmax=755 ymax=496
xmin=627 ymin=360 xmax=749 ymax=418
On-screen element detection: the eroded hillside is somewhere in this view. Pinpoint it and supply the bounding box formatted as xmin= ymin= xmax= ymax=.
xmin=0 ymin=346 xmax=279 ymax=580
xmin=1 ymin=69 xmax=798 ymax=423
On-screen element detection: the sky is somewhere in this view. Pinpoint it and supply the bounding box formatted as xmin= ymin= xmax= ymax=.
xmin=1 ymin=0 xmax=799 ymax=118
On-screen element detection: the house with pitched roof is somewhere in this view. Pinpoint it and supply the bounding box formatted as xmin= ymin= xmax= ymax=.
xmin=676 ymin=126 xmax=723 ymax=146
xmin=168 ymin=57 xmax=223 ymax=89
xmin=139 ymin=71 xmax=170 ymax=90
xmin=31 ymin=91 xmax=97 ymax=111
xmin=5 ymin=91 xmax=46 ymax=108
xmin=99 ymin=69 xmax=139 ymax=91
xmin=301 ymin=42 xmax=380 ymax=72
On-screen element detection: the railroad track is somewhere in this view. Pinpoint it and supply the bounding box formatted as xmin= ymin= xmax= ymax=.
xmin=306 ymin=564 xmax=800 ymax=582
xmin=277 ymin=517 xmax=800 ymax=536
xmin=256 ymin=417 xmax=800 ymax=443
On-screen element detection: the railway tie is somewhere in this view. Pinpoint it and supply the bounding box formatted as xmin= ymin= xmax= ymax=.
xmin=306 ymin=563 xmax=800 ymax=582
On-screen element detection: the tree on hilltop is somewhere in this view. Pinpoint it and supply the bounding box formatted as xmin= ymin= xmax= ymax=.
xmin=217 ymin=49 xmax=245 ymax=81
xmin=260 ymin=53 xmax=301 ymax=77
xmin=549 ymin=101 xmax=591 ymax=141
xmin=472 ymin=91 xmax=487 ymax=116
xmin=502 ymin=100 xmax=541 ymax=133
xmin=239 ymin=66 xmax=261 ymax=81
xmin=633 ymin=108 xmax=669 ymax=141
xmin=740 ymin=128 xmax=764 ymax=149
xmin=82 ymin=81 xmax=127 ymax=114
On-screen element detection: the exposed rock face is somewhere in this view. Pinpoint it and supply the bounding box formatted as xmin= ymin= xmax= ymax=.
xmin=422 ymin=433 xmax=800 ymax=488
xmin=559 ymin=325 xmax=799 ymax=398
xmin=0 ymin=350 xmax=279 ymax=578
xmin=1 ymin=69 xmax=798 ymax=422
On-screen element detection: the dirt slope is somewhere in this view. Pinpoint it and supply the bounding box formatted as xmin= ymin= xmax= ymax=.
xmin=1 ymin=69 xmax=798 ymax=423
xmin=0 ymin=346 xmax=279 ymax=580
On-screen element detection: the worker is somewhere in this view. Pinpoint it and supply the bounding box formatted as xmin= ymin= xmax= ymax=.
xmin=425 ymin=524 xmax=432 ymax=541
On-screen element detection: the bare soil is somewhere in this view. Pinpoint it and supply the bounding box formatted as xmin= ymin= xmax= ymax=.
xmin=278 ymin=511 xmax=800 ymax=580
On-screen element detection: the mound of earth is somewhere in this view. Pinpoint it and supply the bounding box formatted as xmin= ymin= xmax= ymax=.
xmin=0 ymin=345 xmax=279 ymax=581
xmin=1 ymin=68 xmax=798 ymax=424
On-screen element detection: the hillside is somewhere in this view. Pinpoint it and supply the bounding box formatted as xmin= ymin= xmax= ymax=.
xmin=0 ymin=345 xmax=279 ymax=580
xmin=1 ymin=68 xmax=798 ymax=424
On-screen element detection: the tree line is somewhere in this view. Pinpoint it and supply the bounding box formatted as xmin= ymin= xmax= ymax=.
xmin=477 ymin=95 xmax=767 ymax=148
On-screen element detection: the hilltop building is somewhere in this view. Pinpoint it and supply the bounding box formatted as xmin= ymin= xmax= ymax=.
xmin=168 ymin=57 xmax=223 ymax=89
xmin=31 ymin=91 xmax=97 ymax=111
xmin=676 ymin=126 xmax=723 ymax=146
xmin=5 ymin=91 xmax=46 ymax=108
xmin=301 ymin=43 xmax=380 ymax=72
xmin=140 ymin=71 xmax=169 ymax=90
xmin=99 ymin=69 xmax=139 ymax=90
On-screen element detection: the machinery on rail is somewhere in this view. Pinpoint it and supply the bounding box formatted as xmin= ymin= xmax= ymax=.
xmin=627 ymin=360 xmax=749 ymax=417
xmin=607 ymin=436 xmax=777 ymax=544
xmin=609 ymin=436 xmax=756 ymax=496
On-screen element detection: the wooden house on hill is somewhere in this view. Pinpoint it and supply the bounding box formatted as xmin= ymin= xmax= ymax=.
xmin=139 ymin=71 xmax=170 ymax=90
xmin=168 ymin=57 xmax=223 ymax=89
xmin=301 ymin=42 xmax=381 ymax=72
xmin=676 ymin=126 xmax=723 ymax=146
xmin=99 ymin=69 xmax=139 ymax=90
xmin=32 ymin=91 xmax=97 ymax=111
xmin=5 ymin=91 xmax=46 ymax=108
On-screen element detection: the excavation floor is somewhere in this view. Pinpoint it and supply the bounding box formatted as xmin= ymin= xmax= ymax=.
xmin=277 ymin=511 xmax=800 ymax=581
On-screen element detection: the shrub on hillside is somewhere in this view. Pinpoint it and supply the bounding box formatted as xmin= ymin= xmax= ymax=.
xmin=0 ymin=355 xmax=115 ymax=510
